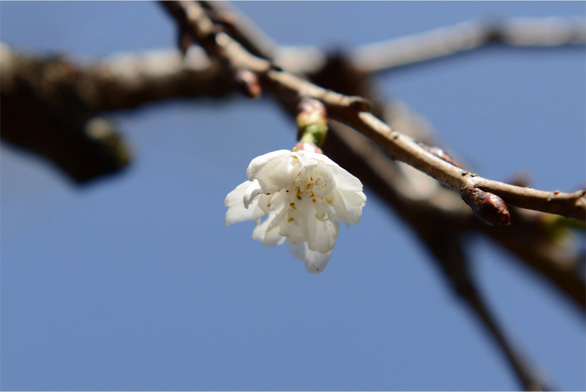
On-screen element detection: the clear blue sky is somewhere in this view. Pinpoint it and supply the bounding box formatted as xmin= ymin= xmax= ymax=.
xmin=1 ymin=2 xmax=584 ymax=390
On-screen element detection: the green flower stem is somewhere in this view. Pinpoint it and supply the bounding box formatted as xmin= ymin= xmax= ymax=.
xmin=298 ymin=118 xmax=328 ymax=147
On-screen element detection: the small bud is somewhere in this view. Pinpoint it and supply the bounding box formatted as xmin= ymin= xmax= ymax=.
xmin=428 ymin=147 xmax=462 ymax=168
xmin=177 ymin=27 xmax=193 ymax=56
xmin=462 ymin=188 xmax=511 ymax=226
xmin=297 ymin=97 xmax=327 ymax=120
xmin=234 ymin=69 xmax=262 ymax=99
xmin=296 ymin=97 xmax=328 ymax=146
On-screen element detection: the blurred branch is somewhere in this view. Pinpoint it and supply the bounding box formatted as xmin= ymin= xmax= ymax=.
xmin=421 ymin=223 xmax=552 ymax=391
xmin=322 ymin=119 xmax=556 ymax=392
xmin=0 ymin=44 xmax=233 ymax=182
xmin=199 ymin=0 xmax=277 ymax=59
xmin=350 ymin=17 xmax=586 ymax=73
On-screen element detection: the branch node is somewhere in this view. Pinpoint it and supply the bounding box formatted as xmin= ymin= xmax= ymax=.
xmin=348 ymin=96 xmax=371 ymax=111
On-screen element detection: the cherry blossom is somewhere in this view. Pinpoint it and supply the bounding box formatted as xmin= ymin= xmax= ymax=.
xmin=225 ymin=149 xmax=366 ymax=273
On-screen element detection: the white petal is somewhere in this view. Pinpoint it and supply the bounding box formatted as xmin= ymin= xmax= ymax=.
xmin=243 ymin=180 xmax=264 ymax=208
xmin=307 ymin=207 xmax=339 ymax=253
xmin=247 ymin=150 xmax=298 ymax=190
xmin=332 ymin=188 xmax=366 ymax=226
xmin=312 ymin=165 xmax=336 ymax=198
xmin=253 ymin=216 xmax=287 ymax=247
xmin=331 ymin=192 xmax=349 ymax=226
xmin=278 ymin=196 xmax=312 ymax=243
xmin=332 ymin=166 xmax=364 ymax=193
xmin=252 ymin=195 xmax=288 ymax=247
xmin=225 ymin=181 xmax=265 ymax=226
xmin=296 ymin=150 xmax=336 ymax=168
xmin=287 ymin=241 xmax=332 ymax=274
xmin=247 ymin=150 xmax=291 ymax=178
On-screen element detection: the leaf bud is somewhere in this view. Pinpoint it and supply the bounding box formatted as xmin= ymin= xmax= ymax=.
xmin=428 ymin=147 xmax=462 ymax=168
xmin=234 ymin=69 xmax=262 ymax=99
xmin=462 ymin=188 xmax=511 ymax=226
xmin=296 ymin=97 xmax=328 ymax=146
xmin=177 ymin=27 xmax=193 ymax=56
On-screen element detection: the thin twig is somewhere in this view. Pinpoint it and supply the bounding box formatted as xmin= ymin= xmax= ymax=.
xmin=198 ymin=0 xmax=277 ymax=59
xmin=350 ymin=17 xmax=586 ymax=73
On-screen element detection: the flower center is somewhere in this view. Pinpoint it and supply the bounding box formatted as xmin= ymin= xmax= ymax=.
xmin=292 ymin=173 xmax=324 ymax=200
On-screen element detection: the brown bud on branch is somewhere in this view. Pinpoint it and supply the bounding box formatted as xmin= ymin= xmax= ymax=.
xmin=233 ymin=69 xmax=262 ymax=98
xmin=428 ymin=146 xmax=462 ymax=169
xmin=297 ymin=96 xmax=328 ymax=121
xmin=462 ymin=187 xmax=512 ymax=226
xmin=296 ymin=97 xmax=328 ymax=145
xmin=177 ymin=26 xmax=193 ymax=56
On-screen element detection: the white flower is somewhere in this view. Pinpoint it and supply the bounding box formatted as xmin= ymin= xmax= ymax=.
xmin=225 ymin=149 xmax=366 ymax=273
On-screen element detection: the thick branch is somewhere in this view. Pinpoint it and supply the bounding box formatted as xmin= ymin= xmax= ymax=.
xmin=0 ymin=43 xmax=233 ymax=182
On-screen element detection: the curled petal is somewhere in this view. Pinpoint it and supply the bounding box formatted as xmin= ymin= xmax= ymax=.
xmin=287 ymin=241 xmax=332 ymax=274
xmin=247 ymin=150 xmax=297 ymax=190
xmin=246 ymin=150 xmax=290 ymax=179
xmin=225 ymin=181 xmax=265 ymax=226
xmin=243 ymin=180 xmax=264 ymax=209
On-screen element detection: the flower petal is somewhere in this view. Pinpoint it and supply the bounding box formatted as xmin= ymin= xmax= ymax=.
xmin=287 ymin=241 xmax=332 ymax=273
xmin=247 ymin=150 xmax=298 ymax=191
xmin=306 ymin=207 xmax=339 ymax=253
xmin=312 ymin=165 xmax=336 ymax=198
xmin=253 ymin=216 xmax=287 ymax=247
xmin=243 ymin=180 xmax=264 ymax=209
xmin=225 ymin=181 xmax=265 ymax=226
xmin=332 ymin=188 xmax=366 ymax=226
xmin=247 ymin=150 xmax=291 ymax=178
xmin=252 ymin=192 xmax=288 ymax=247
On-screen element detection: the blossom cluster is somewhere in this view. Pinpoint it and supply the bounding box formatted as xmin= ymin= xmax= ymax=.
xmin=225 ymin=148 xmax=366 ymax=273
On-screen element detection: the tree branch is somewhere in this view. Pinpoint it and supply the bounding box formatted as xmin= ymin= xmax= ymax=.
xmin=160 ymin=1 xmax=586 ymax=222
xmin=3 ymin=3 xmax=582 ymax=388
xmin=350 ymin=17 xmax=586 ymax=73
xmin=0 ymin=44 xmax=234 ymax=182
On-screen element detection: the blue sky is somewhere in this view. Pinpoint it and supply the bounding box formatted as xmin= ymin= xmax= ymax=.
xmin=1 ymin=2 xmax=585 ymax=390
